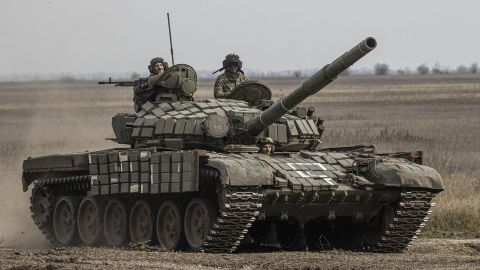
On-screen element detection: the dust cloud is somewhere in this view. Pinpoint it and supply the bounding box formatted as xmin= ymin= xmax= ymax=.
xmin=0 ymin=84 xmax=49 ymax=249
xmin=0 ymin=81 xmax=121 ymax=249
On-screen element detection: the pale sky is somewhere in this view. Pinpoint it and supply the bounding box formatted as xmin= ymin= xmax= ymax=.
xmin=0 ymin=0 xmax=478 ymax=75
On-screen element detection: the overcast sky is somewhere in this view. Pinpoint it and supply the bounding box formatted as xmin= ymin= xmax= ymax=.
xmin=0 ymin=0 xmax=478 ymax=75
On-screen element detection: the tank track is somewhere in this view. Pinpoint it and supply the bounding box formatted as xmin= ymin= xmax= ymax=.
xmin=33 ymin=175 xmax=90 ymax=193
xmin=201 ymin=186 xmax=263 ymax=253
xmin=29 ymin=175 xmax=90 ymax=244
xmin=376 ymin=190 xmax=435 ymax=252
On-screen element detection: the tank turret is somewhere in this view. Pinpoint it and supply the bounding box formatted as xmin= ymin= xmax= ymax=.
xmin=111 ymin=37 xmax=377 ymax=152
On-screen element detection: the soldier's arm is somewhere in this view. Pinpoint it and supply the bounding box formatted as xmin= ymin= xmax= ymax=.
xmin=214 ymin=77 xmax=231 ymax=98
xmin=147 ymin=74 xmax=162 ymax=87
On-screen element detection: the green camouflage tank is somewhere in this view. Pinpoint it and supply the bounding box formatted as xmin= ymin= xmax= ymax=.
xmin=23 ymin=37 xmax=443 ymax=252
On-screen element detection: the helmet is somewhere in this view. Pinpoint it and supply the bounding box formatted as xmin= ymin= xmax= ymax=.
xmin=212 ymin=53 xmax=244 ymax=74
xmin=257 ymin=137 xmax=274 ymax=145
xmin=148 ymin=57 xmax=169 ymax=73
xmin=150 ymin=57 xmax=164 ymax=66
xmin=223 ymin=54 xmax=242 ymax=70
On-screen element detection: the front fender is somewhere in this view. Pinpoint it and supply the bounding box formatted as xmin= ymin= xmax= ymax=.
xmin=207 ymin=157 xmax=274 ymax=186
xmin=370 ymin=161 xmax=443 ymax=191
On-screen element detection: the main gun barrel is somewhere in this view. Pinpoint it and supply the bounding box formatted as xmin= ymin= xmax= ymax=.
xmin=246 ymin=37 xmax=377 ymax=136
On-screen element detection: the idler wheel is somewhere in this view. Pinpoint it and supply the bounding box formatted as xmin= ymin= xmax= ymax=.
xmin=275 ymin=220 xmax=306 ymax=251
xmin=129 ymin=200 xmax=154 ymax=243
xmin=53 ymin=196 xmax=80 ymax=246
xmin=156 ymin=200 xmax=186 ymax=251
xmin=77 ymin=196 xmax=105 ymax=245
xmin=104 ymin=198 xmax=129 ymax=246
xmin=184 ymin=198 xmax=216 ymax=251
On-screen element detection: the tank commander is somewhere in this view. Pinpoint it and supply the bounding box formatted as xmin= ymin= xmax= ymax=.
xmin=147 ymin=57 xmax=167 ymax=87
xmin=133 ymin=57 xmax=168 ymax=112
xmin=257 ymin=137 xmax=274 ymax=155
xmin=213 ymin=54 xmax=248 ymax=98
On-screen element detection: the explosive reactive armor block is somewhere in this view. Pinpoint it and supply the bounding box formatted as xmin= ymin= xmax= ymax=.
xmin=88 ymin=149 xmax=199 ymax=196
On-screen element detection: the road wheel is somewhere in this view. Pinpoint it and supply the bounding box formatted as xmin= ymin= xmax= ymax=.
xmin=129 ymin=200 xmax=154 ymax=243
xmin=53 ymin=196 xmax=80 ymax=246
xmin=104 ymin=198 xmax=129 ymax=246
xmin=184 ymin=198 xmax=216 ymax=251
xmin=156 ymin=200 xmax=186 ymax=251
xmin=77 ymin=196 xmax=105 ymax=245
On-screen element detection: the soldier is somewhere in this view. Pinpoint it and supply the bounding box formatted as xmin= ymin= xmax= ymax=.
xmin=257 ymin=137 xmax=274 ymax=155
xmin=133 ymin=57 xmax=168 ymax=112
xmin=147 ymin=57 xmax=167 ymax=87
xmin=213 ymin=54 xmax=248 ymax=98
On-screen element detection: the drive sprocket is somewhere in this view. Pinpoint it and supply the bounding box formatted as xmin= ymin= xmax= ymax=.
xmin=30 ymin=183 xmax=57 ymax=244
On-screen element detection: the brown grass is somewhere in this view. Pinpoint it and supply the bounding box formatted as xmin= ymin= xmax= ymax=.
xmin=0 ymin=75 xmax=479 ymax=247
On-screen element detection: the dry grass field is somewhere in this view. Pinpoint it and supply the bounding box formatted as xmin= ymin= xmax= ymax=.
xmin=0 ymin=74 xmax=479 ymax=252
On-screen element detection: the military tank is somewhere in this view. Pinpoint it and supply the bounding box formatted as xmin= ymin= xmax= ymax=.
xmin=23 ymin=37 xmax=443 ymax=253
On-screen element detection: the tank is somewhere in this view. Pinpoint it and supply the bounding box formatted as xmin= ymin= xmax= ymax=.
xmin=23 ymin=37 xmax=443 ymax=253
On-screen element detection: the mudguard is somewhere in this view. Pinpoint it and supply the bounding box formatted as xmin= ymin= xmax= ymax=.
xmin=22 ymin=153 xmax=89 ymax=191
xmin=370 ymin=161 xmax=443 ymax=191
xmin=207 ymin=156 xmax=274 ymax=186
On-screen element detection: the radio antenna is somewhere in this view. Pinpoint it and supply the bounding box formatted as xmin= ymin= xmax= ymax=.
xmin=167 ymin=13 xmax=175 ymax=65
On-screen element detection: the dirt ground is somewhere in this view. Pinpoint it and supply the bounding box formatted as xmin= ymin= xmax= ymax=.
xmin=0 ymin=75 xmax=479 ymax=269
xmin=1 ymin=238 xmax=480 ymax=270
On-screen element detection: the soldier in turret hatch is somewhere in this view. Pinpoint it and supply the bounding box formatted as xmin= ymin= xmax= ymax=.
xmin=133 ymin=57 xmax=168 ymax=112
xmin=213 ymin=54 xmax=248 ymax=98
xmin=147 ymin=57 xmax=167 ymax=87
xmin=257 ymin=137 xmax=274 ymax=155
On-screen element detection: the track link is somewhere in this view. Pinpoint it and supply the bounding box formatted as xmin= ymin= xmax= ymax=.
xmin=201 ymin=186 xmax=263 ymax=253
xmin=376 ymin=191 xmax=435 ymax=252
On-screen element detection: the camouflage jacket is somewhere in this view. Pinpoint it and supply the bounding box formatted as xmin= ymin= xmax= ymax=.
xmin=147 ymin=73 xmax=163 ymax=87
xmin=214 ymin=73 xmax=248 ymax=98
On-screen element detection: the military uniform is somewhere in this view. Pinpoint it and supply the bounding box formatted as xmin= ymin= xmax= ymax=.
xmin=147 ymin=73 xmax=163 ymax=87
xmin=214 ymin=73 xmax=248 ymax=98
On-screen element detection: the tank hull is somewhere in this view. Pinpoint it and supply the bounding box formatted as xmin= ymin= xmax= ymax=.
xmin=24 ymin=147 xmax=441 ymax=252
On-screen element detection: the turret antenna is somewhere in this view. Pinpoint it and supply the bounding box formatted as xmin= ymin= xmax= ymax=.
xmin=167 ymin=13 xmax=175 ymax=65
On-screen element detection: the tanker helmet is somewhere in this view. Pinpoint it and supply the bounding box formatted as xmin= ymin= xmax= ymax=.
xmin=257 ymin=137 xmax=274 ymax=145
xmin=148 ymin=57 xmax=169 ymax=73
xmin=223 ymin=54 xmax=242 ymax=70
